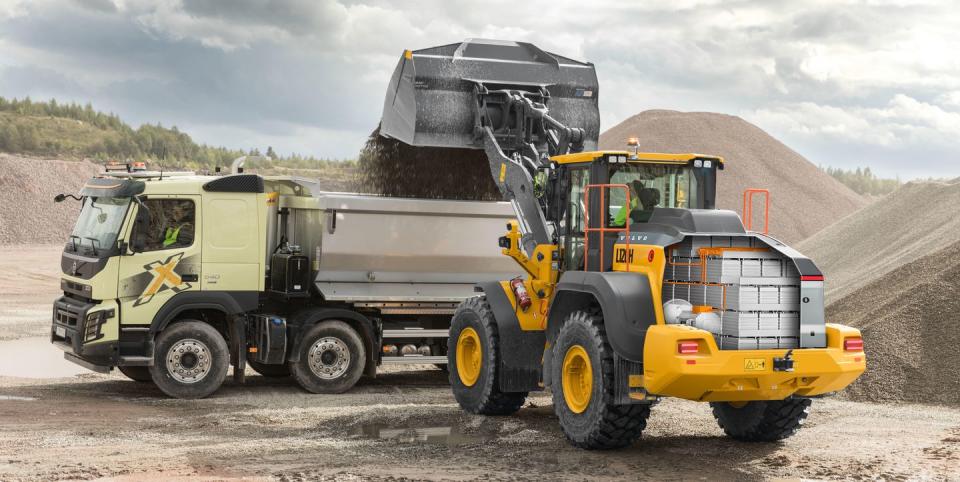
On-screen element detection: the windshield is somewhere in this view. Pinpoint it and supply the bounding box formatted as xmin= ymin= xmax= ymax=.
xmin=68 ymin=197 xmax=131 ymax=255
xmin=609 ymin=164 xmax=702 ymax=226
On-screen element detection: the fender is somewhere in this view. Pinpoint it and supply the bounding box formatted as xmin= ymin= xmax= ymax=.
xmin=478 ymin=282 xmax=545 ymax=392
xmin=287 ymin=307 xmax=378 ymax=377
xmin=149 ymin=291 xmax=258 ymax=333
xmin=547 ymin=271 xmax=656 ymax=363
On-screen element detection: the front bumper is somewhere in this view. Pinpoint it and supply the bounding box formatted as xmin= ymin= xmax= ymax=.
xmin=642 ymin=323 xmax=866 ymax=402
xmin=51 ymin=296 xmax=118 ymax=367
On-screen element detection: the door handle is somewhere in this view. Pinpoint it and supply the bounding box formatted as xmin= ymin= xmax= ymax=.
xmin=182 ymin=274 xmax=199 ymax=282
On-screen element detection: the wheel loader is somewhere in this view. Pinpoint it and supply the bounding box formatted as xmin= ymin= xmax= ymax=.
xmin=378 ymin=39 xmax=866 ymax=449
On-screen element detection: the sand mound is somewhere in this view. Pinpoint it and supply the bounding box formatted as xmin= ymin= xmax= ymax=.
xmin=826 ymin=238 xmax=960 ymax=405
xmin=0 ymin=154 xmax=100 ymax=244
xmin=797 ymin=178 xmax=960 ymax=302
xmin=600 ymin=110 xmax=867 ymax=244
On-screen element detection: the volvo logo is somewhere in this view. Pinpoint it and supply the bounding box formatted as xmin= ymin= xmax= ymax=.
xmin=71 ymin=261 xmax=79 ymax=276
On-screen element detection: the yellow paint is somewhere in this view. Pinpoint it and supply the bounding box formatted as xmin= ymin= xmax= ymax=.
xmin=499 ymin=162 xmax=506 ymax=183
xmin=550 ymin=150 xmax=725 ymax=166
xmin=628 ymin=374 xmax=644 ymax=388
xmin=642 ymin=324 xmax=866 ymax=402
xmin=404 ymin=49 xmax=413 ymax=60
xmin=562 ymin=344 xmax=593 ymax=413
xmin=143 ymin=257 xmax=183 ymax=297
xmin=611 ymin=243 xmax=666 ymax=324
xmin=456 ymin=327 xmax=482 ymax=387
xmin=496 ymin=221 xmax=559 ymax=331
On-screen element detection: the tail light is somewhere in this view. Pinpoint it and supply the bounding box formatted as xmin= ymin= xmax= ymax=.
xmin=843 ymin=337 xmax=864 ymax=352
xmin=677 ymin=340 xmax=700 ymax=355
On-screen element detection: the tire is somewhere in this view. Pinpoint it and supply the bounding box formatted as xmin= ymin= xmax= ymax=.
xmin=118 ymin=365 xmax=153 ymax=383
xmin=246 ymin=355 xmax=290 ymax=378
xmin=551 ymin=310 xmax=651 ymax=450
xmin=448 ymin=296 xmax=527 ymax=415
xmin=149 ymin=321 xmax=229 ymax=399
xmin=710 ymin=398 xmax=812 ymax=442
xmin=289 ymin=320 xmax=365 ymax=394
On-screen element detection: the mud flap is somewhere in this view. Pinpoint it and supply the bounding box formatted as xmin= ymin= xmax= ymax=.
xmin=478 ymin=282 xmax=545 ymax=392
xmin=230 ymin=316 xmax=246 ymax=384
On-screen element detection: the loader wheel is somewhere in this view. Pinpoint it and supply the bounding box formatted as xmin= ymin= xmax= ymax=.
xmin=448 ymin=296 xmax=527 ymax=415
xmin=246 ymin=355 xmax=290 ymax=378
xmin=710 ymin=398 xmax=812 ymax=442
xmin=149 ymin=320 xmax=229 ymax=399
xmin=290 ymin=320 xmax=365 ymax=394
xmin=118 ymin=366 xmax=152 ymax=383
xmin=552 ymin=311 xmax=651 ymax=450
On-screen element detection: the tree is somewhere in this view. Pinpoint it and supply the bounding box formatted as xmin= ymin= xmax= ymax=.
xmin=0 ymin=123 xmax=21 ymax=152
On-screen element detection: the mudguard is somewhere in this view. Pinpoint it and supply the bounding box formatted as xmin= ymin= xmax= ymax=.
xmin=547 ymin=271 xmax=656 ymax=363
xmin=149 ymin=291 xmax=258 ymax=333
xmin=477 ymin=282 xmax=546 ymax=392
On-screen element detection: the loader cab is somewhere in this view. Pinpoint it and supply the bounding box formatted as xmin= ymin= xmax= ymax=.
xmin=549 ymin=151 xmax=723 ymax=272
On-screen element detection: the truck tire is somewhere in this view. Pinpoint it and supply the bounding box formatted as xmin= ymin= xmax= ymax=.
xmin=118 ymin=366 xmax=153 ymax=383
xmin=246 ymin=355 xmax=290 ymax=378
xmin=448 ymin=296 xmax=526 ymax=415
xmin=710 ymin=398 xmax=812 ymax=442
xmin=551 ymin=310 xmax=651 ymax=450
xmin=290 ymin=320 xmax=365 ymax=394
xmin=149 ymin=320 xmax=229 ymax=399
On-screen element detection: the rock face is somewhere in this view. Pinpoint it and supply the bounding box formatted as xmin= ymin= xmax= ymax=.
xmin=600 ymin=110 xmax=867 ymax=245
xmin=0 ymin=154 xmax=100 ymax=245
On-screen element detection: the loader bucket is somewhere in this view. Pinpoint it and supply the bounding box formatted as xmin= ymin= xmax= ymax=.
xmin=379 ymin=38 xmax=601 ymax=151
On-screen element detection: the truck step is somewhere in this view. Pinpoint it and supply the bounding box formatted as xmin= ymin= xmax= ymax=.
xmin=119 ymin=356 xmax=153 ymax=366
xmin=382 ymin=329 xmax=449 ymax=339
xmin=380 ymin=355 xmax=447 ymax=365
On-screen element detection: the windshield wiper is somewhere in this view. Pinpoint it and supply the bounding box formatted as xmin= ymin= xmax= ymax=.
xmin=68 ymin=235 xmax=80 ymax=252
xmin=83 ymin=237 xmax=101 ymax=256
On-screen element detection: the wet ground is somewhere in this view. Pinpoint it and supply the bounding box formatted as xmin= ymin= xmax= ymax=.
xmin=1 ymin=245 xmax=959 ymax=480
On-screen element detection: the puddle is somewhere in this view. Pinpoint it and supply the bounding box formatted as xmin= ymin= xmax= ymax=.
xmin=356 ymin=423 xmax=492 ymax=445
xmin=0 ymin=395 xmax=36 ymax=401
xmin=0 ymin=337 xmax=91 ymax=378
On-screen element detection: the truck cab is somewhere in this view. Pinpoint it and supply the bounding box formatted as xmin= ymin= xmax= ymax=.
xmin=53 ymin=169 xmax=518 ymax=398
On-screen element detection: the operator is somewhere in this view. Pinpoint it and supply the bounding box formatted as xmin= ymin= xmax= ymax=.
xmin=162 ymin=201 xmax=194 ymax=248
xmin=613 ymin=180 xmax=643 ymax=227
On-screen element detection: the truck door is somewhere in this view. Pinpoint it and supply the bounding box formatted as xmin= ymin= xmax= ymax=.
xmin=117 ymin=196 xmax=202 ymax=325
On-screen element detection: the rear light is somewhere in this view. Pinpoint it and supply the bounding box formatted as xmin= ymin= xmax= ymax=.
xmin=801 ymin=275 xmax=824 ymax=281
xmin=677 ymin=340 xmax=700 ymax=355
xmin=844 ymin=337 xmax=864 ymax=352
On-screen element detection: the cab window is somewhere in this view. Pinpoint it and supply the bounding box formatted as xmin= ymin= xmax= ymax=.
xmin=138 ymin=199 xmax=196 ymax=251
xmin=562 ymin=168 xmax=589 ymax=270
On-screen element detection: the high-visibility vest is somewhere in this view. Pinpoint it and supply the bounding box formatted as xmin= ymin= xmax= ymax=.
xmin=163 ymin=225 xmax=182 ymax=247
xmin=614 ymin=197 xmax=638 ymax=226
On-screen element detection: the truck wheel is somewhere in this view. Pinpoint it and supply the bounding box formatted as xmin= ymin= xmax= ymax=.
xmin=118 ymin=366 xmax=153 ymax=382
xmin=448 ymin=296 xmax=526 ymax=415
xmin=149 ymin=321 xmax=229 ymax=399
xmin=710 ymin=398 xmax=812 ymax=442
xmin=290 ymin=320 xmax=365 ymax=394
xmin=551 ymin=310 xmax=651 ymax=450
xmin=246 ymin=355 xmax=290 ymax=378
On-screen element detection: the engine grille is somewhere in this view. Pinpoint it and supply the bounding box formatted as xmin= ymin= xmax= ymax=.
xmin=663 ymin=235 xmax=800 ymax=349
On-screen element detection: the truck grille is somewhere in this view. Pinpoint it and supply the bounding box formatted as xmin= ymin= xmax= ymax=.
xmin=664 ymin=235 xmax=800 ymax=349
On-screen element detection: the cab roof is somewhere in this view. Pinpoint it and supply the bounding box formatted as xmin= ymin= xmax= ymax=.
xmin=550 ymin=150 xmax=725 ymax=167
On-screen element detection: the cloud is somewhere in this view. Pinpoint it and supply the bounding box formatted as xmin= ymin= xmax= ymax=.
xmin=0 ymin=0 xmax=958 ymax=176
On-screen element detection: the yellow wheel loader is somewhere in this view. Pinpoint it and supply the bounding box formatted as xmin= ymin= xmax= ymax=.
xmin=379 ymin=39 xmax=865 ymax=449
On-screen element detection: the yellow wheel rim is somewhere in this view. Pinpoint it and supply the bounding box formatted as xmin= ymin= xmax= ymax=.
xmin=562 ymin=345 xmax=593 ymax=414
xmin=456 ymin=327 xmax=482 ymax=387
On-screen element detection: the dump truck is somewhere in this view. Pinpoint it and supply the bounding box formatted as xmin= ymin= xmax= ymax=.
xmin=378 ymin=39 xmax=866 ymax=448
xmin=51 ymin=167 xmax=519 ymax=398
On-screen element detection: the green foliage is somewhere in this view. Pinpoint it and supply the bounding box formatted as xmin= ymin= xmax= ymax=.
xmin=821 ymin=165 xmax=901 ymax=196
xmin=0 ymin=96 xmax=353 ymax=170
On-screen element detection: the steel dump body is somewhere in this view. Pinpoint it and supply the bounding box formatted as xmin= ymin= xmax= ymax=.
xmin=276 ymin=190 xmax=520 ymax=302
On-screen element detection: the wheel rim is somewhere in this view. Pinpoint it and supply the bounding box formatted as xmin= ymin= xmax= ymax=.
xmin=308 ymin=337 xmax=351 ymax=380
xmin=562 ymin=345 xmax=593 ymax=414
xmin=456 ymin=327 xmax=482 ymax=387
xmin=166 ymin=338 xmax=212 ymax=384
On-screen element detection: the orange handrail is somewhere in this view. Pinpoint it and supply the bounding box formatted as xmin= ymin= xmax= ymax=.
xmin=742 ymin=188 xmax=770 ymax=235
xmin=583 ymin=184 xmax=630 ymax=272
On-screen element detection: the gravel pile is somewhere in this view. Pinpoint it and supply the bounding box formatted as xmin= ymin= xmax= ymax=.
xmin=358 ymin=127 xmax=501 ymax=201
xmin=600 ymin=110 xmax=867 ymax=244
xmin=0 ymin=154 xmax=100 ymax=245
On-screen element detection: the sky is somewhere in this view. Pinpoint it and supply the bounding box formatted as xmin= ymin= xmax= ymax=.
xmin=1 ymin=0 xmax=959 ymax=179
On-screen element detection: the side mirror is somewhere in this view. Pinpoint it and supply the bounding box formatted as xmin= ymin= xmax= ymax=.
xmin=54 ymin=194 xmax=66 ymax=203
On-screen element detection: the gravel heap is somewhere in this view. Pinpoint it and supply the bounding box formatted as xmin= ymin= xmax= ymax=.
xmin=0 ymin=154 xmax=100 ymax=245
xmin=358 ymin=127 xmax=501 ymax=201
xmin=600 ymin=110 xmax=867 ymax=244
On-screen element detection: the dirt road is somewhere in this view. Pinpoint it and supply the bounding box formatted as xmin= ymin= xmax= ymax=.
xmin=1 ymin=245 xmax=958 ymax=481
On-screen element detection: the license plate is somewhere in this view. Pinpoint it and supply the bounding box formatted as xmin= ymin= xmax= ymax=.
xmin=744 ymin=358 xmax=766 ymax=371
xmin=55 ymin=326 xmax=66 ymax=338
